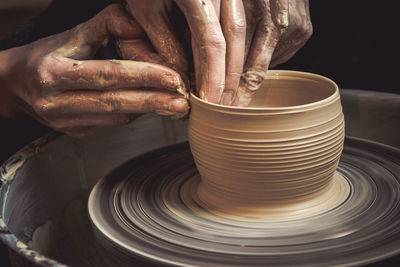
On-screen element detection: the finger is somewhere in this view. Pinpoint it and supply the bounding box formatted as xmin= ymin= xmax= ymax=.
xmin=100 ymin=4 xmax=144 ymax=39
xmin=175 ymin=0 xmax=226 ymax=103
xmin=234 ymin=0 xmax=282 ymax=106
xmin=64 ymin=4 xmax=143 ymax=58
xmin=271 ymin=0 xmax=289 ymax=33
xmin=83 ymin=5 xmax=171 ymax=71
xmin=270 ymin=32 xmax=309 ymax=67
xmin=220 ymin=0 xmax=246 ymax=105
xmin=86 ymin=4 xmax=144 ymax=42
xmin=125 ymin=1 xmax=188 ymax=77
xmin=111 ymin=13 xmax=169 ymax=66
xmin=41 ymin=90 xmax=189 ymax=118
xmin=210 ymin=0 xmax=222 ymax=18
xmin=40 ymin=57 xmax=187 ymax=96
xmin=242 ymin=1 xmax=260 ymax=60
xmin=115 ymin=38 xmax=192 ymax=90
xmin=270 ymin=0 xmax=312 ymax=67
xmin=116 ymin=39 xmax=166 ymax=65
xmin=191 ymin=37 xmax=201 ymax=95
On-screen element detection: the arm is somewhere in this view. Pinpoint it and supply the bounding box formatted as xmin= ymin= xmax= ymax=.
xmin=0 ymin=4 xmax=189 ymax=137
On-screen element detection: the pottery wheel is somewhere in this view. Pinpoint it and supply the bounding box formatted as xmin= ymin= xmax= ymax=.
xmin=88 ymin=137 xmax=400 ymax=266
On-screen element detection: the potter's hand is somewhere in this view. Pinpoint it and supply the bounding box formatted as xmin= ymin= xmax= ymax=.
xmin=231 ymin=0 xmax=313 ymax=106
xmin=0 ymin=4 xmax=188 ymax=137
xmin=123 ymin=0 xmax=226 ymax=103
xmin=122 ymin=1 xmax=311 ymax=107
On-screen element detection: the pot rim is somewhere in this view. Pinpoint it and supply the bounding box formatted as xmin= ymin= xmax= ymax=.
xmin=190 ymin=70 xmax=339 ymax=112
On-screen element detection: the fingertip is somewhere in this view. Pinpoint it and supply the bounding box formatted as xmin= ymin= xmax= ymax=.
xmin=234 ymin=69 xmax=268 ymax=107
xmin=154 ymin=97 xmax=189 ymax=118
xmin=240 ymin=69 xmax=265 ymax=92
xmin=170 ymin=98 xmax=189 ymax=113
xmin=200 ymin=81 xmax=224 ymax=104
xmin=205 ymin=91 xmax=223 ymax=104
xmin=235 ymin=82 xmax=255 ymax=107
xmin=221 ymin=91 xmax=233 ymax=106
xmin=222 ymin=72 xmax=242 ymax=105
xmin=161 ymin=72 xmax=187 ymax=96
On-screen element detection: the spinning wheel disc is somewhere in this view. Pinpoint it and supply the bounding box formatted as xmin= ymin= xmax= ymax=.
xmin=88 ymin=137 xmax=400 ymax=266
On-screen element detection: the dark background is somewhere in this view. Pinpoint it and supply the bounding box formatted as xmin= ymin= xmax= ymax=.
xmin=1 ymin=0 xmax=399 ymax=266
xmin=281 ymin=0 xmax=400 ymax=94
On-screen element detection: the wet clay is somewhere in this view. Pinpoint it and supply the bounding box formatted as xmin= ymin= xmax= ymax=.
xmin=188 ymin=70 xmax=346 ymax=219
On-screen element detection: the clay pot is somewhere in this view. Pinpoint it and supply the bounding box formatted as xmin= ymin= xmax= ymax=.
xmin=188 ymin=70 xmax=345 ymax=219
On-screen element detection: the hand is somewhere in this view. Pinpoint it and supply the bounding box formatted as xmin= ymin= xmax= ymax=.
xmin=123 ymin=0 xmax=226 ymax=103
xmin=0 ymin=4 xmax=189 ymax=137
xmin=122 ymin=0 xmax=312 ymax=107
xmin=235 ymin=0 xmax=313 ymax=106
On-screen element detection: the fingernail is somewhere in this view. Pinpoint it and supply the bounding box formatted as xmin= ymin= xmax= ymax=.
xmin=221 ymin=92 xmax=233 ymax=106
xmin=155 ymin=98 xmax=189 ymax=119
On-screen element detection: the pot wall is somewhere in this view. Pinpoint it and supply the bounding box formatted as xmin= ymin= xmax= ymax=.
xmin=188 ymin=71 xmax=345 ymax=214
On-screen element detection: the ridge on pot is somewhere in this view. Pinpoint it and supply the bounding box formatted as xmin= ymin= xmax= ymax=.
xmin=188 ymin=70 xmax=347 ymax=219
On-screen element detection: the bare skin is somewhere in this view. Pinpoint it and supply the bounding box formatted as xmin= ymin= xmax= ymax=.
xmin=0 ymin=4 xmax=189 ymax=137
xmin=122 ymin=0 xmax=312 ymax=106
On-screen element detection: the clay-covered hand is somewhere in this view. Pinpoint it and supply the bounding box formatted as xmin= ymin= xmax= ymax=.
xmin=122 ymin=0 xmax=226 ymax=104
xmin=0 ymin=4 xmax=189 ymax=137
xmin=230 ymin=0 xmax=313 ymax=106
xmin=122 ymin=0 xmax=311 ymax=107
